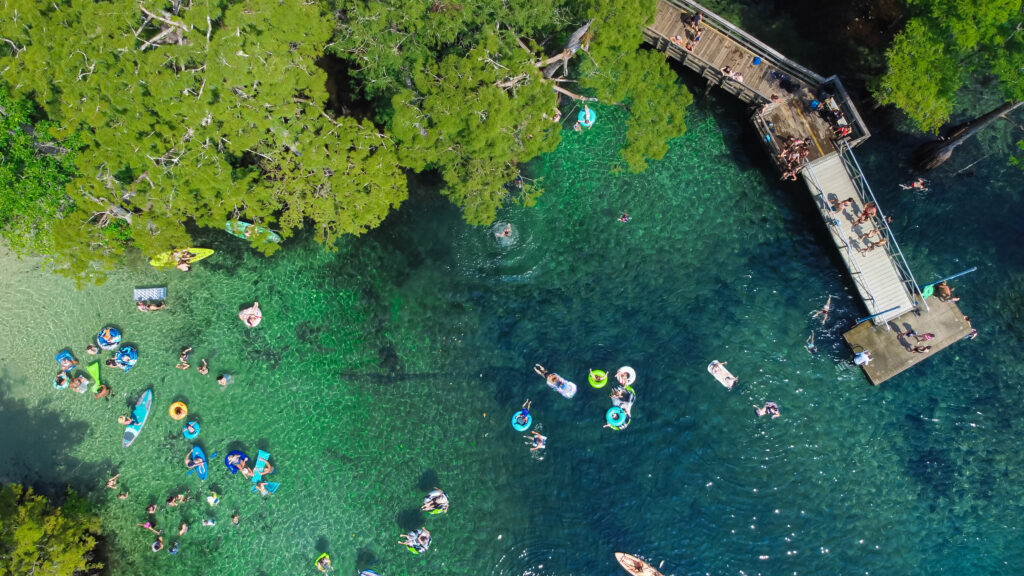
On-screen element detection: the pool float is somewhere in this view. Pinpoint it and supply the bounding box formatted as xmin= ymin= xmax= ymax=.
xmin=224 ymin=450 xmax=248 ymax=474
xmin=169 ymin=402 xmax=188 ymax=420
xmin=546 ymin=373 xmax=577 ymax=399
xmin=423 ymin=489 xmax=449 ymax=515
xmin=511 ymin=410 xmax=532 ymax=432
xmin=251 ymin=481 xmax=280 ymax=495
xmin=315 ymin=553 xmax=331 ymax=573
xmin=615 ymin=366 xmax=636 ymax=386
xmin=53 ymin=372 xmax=70 ymax=390
xmin=183 ymin=421 xmax=200 ymax=439
xmin=115 ymin=345 xmax=138 ymax=373
xmin=611 ymin=384 xmax=636 ymax=409
xmin=226 ymin=221 xmax=283 ymax=243
xmin=578 ymin=106 xmax=596 ymax=128
xmin=87 ymin=362 xmax=102 ymax=395
xmin=588 ymin=369 xmax=609 ymax=389
xmin=359 ymin=571 xmax=380 ymax=576
xmin=70 ymin=374 xmax=90 ymax=394
xmin=404 ymin=528 xmax=431 ymax=554
xmin=606 ymin=406 xmax=631 ymax=431
xmin=96 ymin=327 xmax=121 ymax=351
xmin=149 ymin=248 xmax=214 ymax=268
xmin=123 ymin=389 xmax=153 ymax=447
xmin=707 ymin=360 xmax=737 ymax=390
xmin=239 ymin=302 xmax=262 ymax=327
xmin=133 ymin=287 xmax=167 ymax=301
xmin=187 ymin=445 xmax=209 ymax=480
xmin=251 ymin=449 xmax=273 ymax=483
xmin=55 ymin=350 xmax=78 ymax=372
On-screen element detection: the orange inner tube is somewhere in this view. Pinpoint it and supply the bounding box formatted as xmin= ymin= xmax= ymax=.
xmin=169 ymin=402 xmax=188 ymax=420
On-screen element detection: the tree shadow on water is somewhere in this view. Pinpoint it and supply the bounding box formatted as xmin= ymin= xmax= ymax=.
xmin=0 ymin=368 xmax=109 ymax=498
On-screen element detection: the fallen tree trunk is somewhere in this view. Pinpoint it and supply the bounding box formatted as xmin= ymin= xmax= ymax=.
xmin=913 ymin=100 xmax=1024 ymax=171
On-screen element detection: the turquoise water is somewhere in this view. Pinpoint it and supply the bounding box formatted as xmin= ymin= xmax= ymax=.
xmin=2 ymin=93 xmax=1023 ymax=576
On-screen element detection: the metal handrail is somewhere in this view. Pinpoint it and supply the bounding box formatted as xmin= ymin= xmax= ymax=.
xmin=801 ymin=161 xmax=880 ymax=305
xmin=661 ymin=0 xmax=827 ymax=86
xmin=836 ymin=140 xmax=925 ymax=309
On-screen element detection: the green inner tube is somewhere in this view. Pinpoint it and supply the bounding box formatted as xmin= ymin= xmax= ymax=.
xmin=588 ymin=369 xmax=609 ymax=388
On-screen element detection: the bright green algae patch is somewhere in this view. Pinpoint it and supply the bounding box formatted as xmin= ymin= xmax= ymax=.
xmin=2 ymin=102 xmax=1024 ymax=576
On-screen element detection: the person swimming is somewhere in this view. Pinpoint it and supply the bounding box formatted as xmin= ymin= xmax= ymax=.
xmin=755 ymin=402 xmax=780 ymax=418
xmin=528 ymin=430 xmax=547 ymax=451
xmin=806 ymin=332 xmax=817 ymax=354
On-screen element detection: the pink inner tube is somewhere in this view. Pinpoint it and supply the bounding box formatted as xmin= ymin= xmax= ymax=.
xmin=239 ymin=304 xmax=262 ymax=327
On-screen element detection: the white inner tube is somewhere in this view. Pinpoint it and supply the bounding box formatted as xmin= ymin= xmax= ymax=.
xmin=616 ymin=366 xmax=636 ymax=385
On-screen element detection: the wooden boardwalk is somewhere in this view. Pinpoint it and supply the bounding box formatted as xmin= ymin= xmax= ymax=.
xmin=802 ymin=154 xmax=914 ymax=324
xmin=641 ymin=0 xmax=957 ymax=383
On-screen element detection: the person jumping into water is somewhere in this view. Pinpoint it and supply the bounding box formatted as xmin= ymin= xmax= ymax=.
xmin=811 ymin=296 xmax=832 ymax=326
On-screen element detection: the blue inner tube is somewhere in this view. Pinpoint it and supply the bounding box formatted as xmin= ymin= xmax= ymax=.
xmin=183 ymin=421 xmax=200 ymax=439
xmin=511 ymin=410 xmax=532 ymax=431
xmin=578 ymin=107 xmax=596 ymax=127
xmin=606 ymin=406 xmax=627 ymax=427
xmin=224 ymin=450 xmax=247 ymax=474
xmin=97 ymin=327 xmax=122 ymax=350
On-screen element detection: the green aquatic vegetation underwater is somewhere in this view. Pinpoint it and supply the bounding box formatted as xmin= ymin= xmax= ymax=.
xmin=0 ymin=484 xmax=103 ymax=576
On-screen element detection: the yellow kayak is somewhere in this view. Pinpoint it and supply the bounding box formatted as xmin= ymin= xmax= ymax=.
xmin=615 ymin=553 xmax=664 ymax=576
xmin=149 ymin=248 xmax=214 ymax=268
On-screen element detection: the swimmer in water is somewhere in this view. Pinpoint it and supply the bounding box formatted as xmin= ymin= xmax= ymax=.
xmin=806 ymin=332 xmax=817 ymax=354
xmin=497 ymin=223 xmax=512 ymax=238
xmin=528 ymin=431 xmax=547 ymax=451
xmin=811 ymin=295 xmax=832 ymax=326
xmin=755 ymin=402 xmax=780 ymax=418
xmin=899 ymin=177 xmax=929 ymax=191
xmin=619 ymin=213 xmax=631 ymax=223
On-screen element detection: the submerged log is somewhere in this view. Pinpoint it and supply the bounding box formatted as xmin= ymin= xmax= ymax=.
xmin=913 ymin=100 xmax=1023 ymax=171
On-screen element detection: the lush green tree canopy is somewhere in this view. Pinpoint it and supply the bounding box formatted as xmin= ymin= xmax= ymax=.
xmin=0 ymin=86 xmax=80 ymax=257
xmin=873 ymin=0 xmax=1024 ymax=133
xmin=0 ymin=484 xmax=102 ymax=576
xmin=1 ymin=0 xmax=693 ymax=280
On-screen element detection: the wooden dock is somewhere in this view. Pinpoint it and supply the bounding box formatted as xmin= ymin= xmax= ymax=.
xmin=802 ymin=153 xmax=915 ymax=324
xmin=643 ymin=0 xmax=957 ymax=384
xmin=844 ymin=299 xmax=973 ymax=385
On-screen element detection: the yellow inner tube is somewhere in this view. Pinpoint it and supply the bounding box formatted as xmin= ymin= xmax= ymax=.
xmin=169 ymin=401 xmax=188 ymax=420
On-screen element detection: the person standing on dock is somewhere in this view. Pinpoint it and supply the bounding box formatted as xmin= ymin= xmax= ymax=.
xmin=852 ymin=202 xmax=878 ymax=226
xmin=854 ymin=350 xmax=872 ymax=366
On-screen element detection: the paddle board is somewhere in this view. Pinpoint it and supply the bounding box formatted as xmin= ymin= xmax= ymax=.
xmin=189 ymin=445 xmax=209 ymax=480
xmin=615 ymin=552 xmax=664 ymax=576
xmin=149 ymin=248 xmax=214 ymax=268
xmin=122 ymin=389 xmax=153 ymax=447
xmin=707 ymin=360 xmax=737 ymax=390
xmin=87 ymin=362 xmax=101 ymax=394
xmin=225 ymin=221 xmax=282 ymax=243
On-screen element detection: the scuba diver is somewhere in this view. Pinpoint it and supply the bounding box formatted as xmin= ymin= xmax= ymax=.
xmin=421 ymin=488 xmax=450 ymax=514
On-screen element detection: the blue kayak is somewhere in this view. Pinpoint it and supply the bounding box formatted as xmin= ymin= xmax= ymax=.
xmin=122 ymin=389 xmax=153 ymax=447
xmin=188 ymin=445 xmax=209 ymax=480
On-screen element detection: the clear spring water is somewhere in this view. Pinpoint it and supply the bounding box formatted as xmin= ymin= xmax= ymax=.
xmin=1 ymin=95 xmax=1022 ymax=576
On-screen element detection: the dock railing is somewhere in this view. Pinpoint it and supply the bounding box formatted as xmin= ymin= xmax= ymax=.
xmin=800 ymin=162 xmax=880 ymax=307
xmin=662 ymin=0 xmax=827 ymax=88
xmin=836 ymin=140 xmax=925 ymax=311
